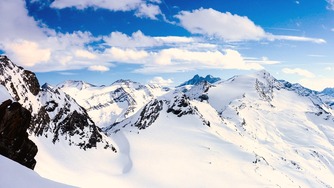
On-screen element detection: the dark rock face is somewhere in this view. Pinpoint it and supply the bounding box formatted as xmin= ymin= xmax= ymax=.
xmin=22 ymin=70 xmax=40 ymax=96
xmin=167 ymin=94 xmax=195 ymax=117
xmin=0 ymin=99 xmax=38 ymax=170
xmin=134 ymin=99 xmax=163 ymax=130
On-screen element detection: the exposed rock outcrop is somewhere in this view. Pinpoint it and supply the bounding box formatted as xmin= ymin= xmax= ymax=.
xmin=0 ymin=99 xmax=38 ymax=170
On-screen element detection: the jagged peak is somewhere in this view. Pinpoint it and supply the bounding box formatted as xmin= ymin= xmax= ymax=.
xmin=41 ymin=83 xmax=54 ymax=90
xmin=111 ymin=79 xmax=140 ymax=85
xmin=178 ymin=74 xmax=221 ymax=87
xmin=280 ymin=80 xmax=318 ymax=96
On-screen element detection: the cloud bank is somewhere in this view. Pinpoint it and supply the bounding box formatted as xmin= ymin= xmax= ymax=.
xmin=175 ymin=8 xmax=325 ymax=43
xmin=0 ymin=0 xmax=327 ymax=76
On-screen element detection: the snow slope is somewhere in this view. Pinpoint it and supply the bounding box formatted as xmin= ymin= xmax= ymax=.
xmin=0 ymin=155 xmax=74 ymax=188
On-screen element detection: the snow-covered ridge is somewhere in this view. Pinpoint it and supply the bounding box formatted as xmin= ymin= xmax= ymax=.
xmin=0 ymin=55 xmax=113 ymax=150
xmin=57 ymin=79 xmax=168 ymax=128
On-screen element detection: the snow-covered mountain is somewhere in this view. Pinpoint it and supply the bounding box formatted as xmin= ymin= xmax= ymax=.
xmin=0 ymin=55 xmax=113 ymax=150
xmin=57 ymin=79 xmax=168 ymax=128
xmin=318 ymin=87 xmax=334 ymax=110
xmin=3 ymin=54 xmax=334 ymax=187
xmin=99 ymin=70 xmax=334 ymax=187
xmin=321 ymin=88 xmax=334 ymax=97
xmin=178 ymin=74 xmax=221 ymax=87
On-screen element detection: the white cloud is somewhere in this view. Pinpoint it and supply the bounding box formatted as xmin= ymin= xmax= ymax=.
xmin=75 ymin=49 xmax=97 ymax=59
xmin=88 ymin=65 xmax=110 ymax=72
xmin=4 ymin=40 xmax=51 ymax=67
xmin=282 ymin=68 xmax=315 ymax=78
xmin=0 ymin=0 xmax=52 ymax=41
xmin=308 ymin=54 xmax=326 ymax=57
xmin=136 ymin=49 xmax=264 ymax=73
xmin=103 ymin=30 xmax=196 ymax=48
xmin=245 ymin=56 xmax=280 ymax=65
xmin=267 ymin=35 xmax=326 ymax=44
xmin=103 ymin=31 xmax=160 ymax=48
xmin=105 ymin=47 xmax=149 ymax=62
xmin=325 ymin=67 xmax=332 ymax=71
xmin=0 ymin=0 xmax=108 ymax=72
xmin=148 ymin=77 xmax=173 ymax=86
xmin=135 ymin=3 xmax=161 ymax=20
xmin=50 ymin=0 xmax=162 ymax=20
xmin=326 ymin=0 xmax=334 ymax=10
xmin=50 ymin=0 xmax=141 ymax=11
xmin=175 ymin=8 xmax=325 ymax=43
xmin=175 ymin=8 xmax=266 ymax=41
xmin=299 ymin=78 xmax=334 ymax=91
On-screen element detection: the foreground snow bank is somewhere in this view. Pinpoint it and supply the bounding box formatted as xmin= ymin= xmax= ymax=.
xmin=0 ymin=155 xmax=75 ymax=188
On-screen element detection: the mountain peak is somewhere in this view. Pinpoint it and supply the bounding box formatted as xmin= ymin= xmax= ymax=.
xmin=178 ymin=74 xmax=221 ymax=87
xmin=321 ymin=87 xmax=334 ymax=96
xmin=57 ymin=80 xmax=95 ymax=90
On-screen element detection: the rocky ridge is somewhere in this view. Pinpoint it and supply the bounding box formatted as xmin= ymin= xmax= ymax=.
xmin=0 ymin=55 xmax=114 ymax=151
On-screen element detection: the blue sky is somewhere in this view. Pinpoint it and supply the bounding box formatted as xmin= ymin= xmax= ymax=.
xmin=0 ymin=0 xmax=334 ymax=90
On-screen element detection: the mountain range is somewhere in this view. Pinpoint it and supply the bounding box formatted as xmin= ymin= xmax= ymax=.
xmin=1 ymin=55 xmax=334 ymax=187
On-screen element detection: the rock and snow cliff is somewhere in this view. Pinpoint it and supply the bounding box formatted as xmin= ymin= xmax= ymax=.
xmin=0 ymin=55 xmax=114 ymax=150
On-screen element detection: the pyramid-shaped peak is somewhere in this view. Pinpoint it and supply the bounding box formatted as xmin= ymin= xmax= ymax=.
xmin=178 ymin=74 xmax=221 ymax=87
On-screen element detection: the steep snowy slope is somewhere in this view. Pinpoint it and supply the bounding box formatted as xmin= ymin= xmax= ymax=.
xmin=0 ymin=55 xmax=114 ymax=149
xmin=57 ymin=80 xmax=168 ymax=128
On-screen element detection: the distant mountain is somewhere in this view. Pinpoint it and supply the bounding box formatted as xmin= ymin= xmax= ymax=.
xmin=57 ymin=79 xmax=168 ymax=128
xmin=178 ymin=74 xmax=221 ymax=87
xmin=317 ymin=87 xmax=334 ymax=109
xmin=321 ymin=87 xmax=334 ymax=96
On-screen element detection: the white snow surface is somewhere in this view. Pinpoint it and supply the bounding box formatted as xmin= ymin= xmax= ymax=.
xmin=0 ymin=155 xmax=75 ymax=188
xmin=57 ymin=80 xmax=168 ymax=128
xmin=30 ymin=70 xmax=334 ymax=187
